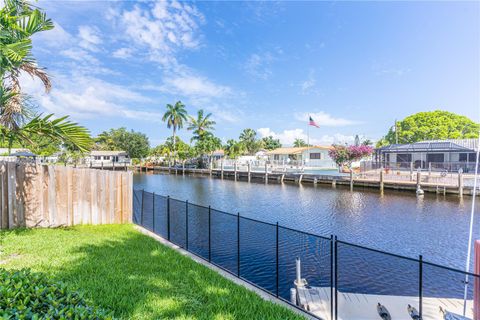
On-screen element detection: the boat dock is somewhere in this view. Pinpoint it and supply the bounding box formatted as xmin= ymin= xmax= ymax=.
xmin=136 ymin=165 xmax=479 ymax=196
xmin=295 ymin=286 xmax=473 ymax=320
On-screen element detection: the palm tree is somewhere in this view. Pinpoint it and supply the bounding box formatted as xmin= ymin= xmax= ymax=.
xmin=0 ymin=1 xmax=92 ymax=154
xmin=162 ymin=101 xmax=188 ymax=157
xmin=187 ymin=109 xmax=215 ymax=142
xmin=293 ymin=138 xmax=307 ymax=147
xmin=0 ymin=0 xmax=53 ymax=130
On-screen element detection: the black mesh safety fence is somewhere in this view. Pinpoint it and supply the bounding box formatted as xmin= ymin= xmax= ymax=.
xmin=239 ymin=217 xmax=277 ymax=293
xmin=335 ymin=241 xmax=426 ymax=320
xmin=186 ymin=202 xmax=210 ymax=260
xmin=278 ymin=227 xmax=332 ymax=304
xmin=210 ymin=208 xmax=238 ymax=275
xmin=133 ymin=189 xmax=479 ymax=320
xmin=153 ymin=194 xmax=168 ymax=238
xmin=169 ymin=198 xmax=187 ymax=248
xmin=423 ymin=261 xmax=479 ymax=319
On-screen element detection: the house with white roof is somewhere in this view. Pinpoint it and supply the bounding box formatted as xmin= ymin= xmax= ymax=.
xmin=266 ymin=146 xmax=336 ymax=169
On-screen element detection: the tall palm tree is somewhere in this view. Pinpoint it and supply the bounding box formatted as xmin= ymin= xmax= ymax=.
xmin=162 ymin=101 xmax=188 ymax=157
xmin=187 ymin=109 xmax=215 ymax=142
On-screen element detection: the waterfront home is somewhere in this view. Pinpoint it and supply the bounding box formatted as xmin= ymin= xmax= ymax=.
xmin=266 ymin=146 xmax=336 ymax=169
xmin=86 ymin=150 xmax=131 ymax=166
xmin=211 ymin=149 xmax=225 ymax=161
xmin=375 ymin=139 xmax=478 ymax=172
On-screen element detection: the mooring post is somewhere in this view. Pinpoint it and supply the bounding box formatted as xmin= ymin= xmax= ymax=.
xmin=264 ymin=162 xmax=268 ymax=183
xmin=380 ymin=169 xmax=384 ymax=192
xmin=234 ymin=161 xmax=237 ymax=181
xmin=182 ymin=160 xmax=185 ymax=175
xmin=247 ymin=162 xmax=251 ymax=182
xmin=416 ymin=170 xmax=421 ymax=190
xmin=221 ymin=160 xmax=224 ymax=179
xmin=280 ymin=174 xmax=285 ymax=183
xmin=209 ymin=161 xmax=213 ymax=176
xmin=349 ymin=170 xmax=353 ymax=190
xmin=410 ymin=161 xmax=414 ymax=177
xmin=458 ymin=169 xmax=464 ymax=197
xmin=428 ymin=162 xmax=432 ymax=177
xmin=332 ymin=179 xmax=336 ymax=188
xmin=298 ymin=174 xmax=303 ymax=184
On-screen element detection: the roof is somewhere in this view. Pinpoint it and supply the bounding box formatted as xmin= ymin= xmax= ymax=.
xmin=266 ymin=146 xmax=332 ymax=155
xmin=10 ymin=151 xmax=36 ymax=157
xmin=212 ymin=149 xmax=225 ymax=156
xmin=90 ymin=150 xmax=128 ymax=156
xmin=378 ymin=139 xmax=478 ymax=153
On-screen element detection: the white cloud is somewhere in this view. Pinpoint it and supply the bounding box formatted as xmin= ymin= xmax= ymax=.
xmin=32 ymin=22 xmax=73 ymax=48
xmin=21 ymin=73 xmax=161 ymax=121
xmin=294 ymin=111 xmax=359 ymax=127
xmin=60 ymin=48 xmax=99 ymax=65
xmin=245 ymin=52 xmax=274 ymax=80
xmin=257 ymin=128 xmax=357 ymax=146
xmin=113 ymin=1 xmax=204 ymax=67
xmin=78 ymin=26 xmax=102 ymax=51
xmin=151 ymin=73 xmax=232 ymax=98
xmin=112 ymin=47 xmax=134 ymax=59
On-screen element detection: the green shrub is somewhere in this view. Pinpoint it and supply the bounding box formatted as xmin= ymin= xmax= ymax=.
xmin=0 ymin=268 xmax=115 ymax=319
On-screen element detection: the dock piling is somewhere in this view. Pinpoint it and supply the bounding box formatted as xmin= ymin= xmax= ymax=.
xmin=221 ymin=160 xmax=224 ymax=179
xmin=264 ymin=162 xmax=268 ymax=183
xmin=349 ymin=170 xmax=353 ymax=190
xmin=458 ymin=169 xmax=464 ymax=197
xmin=247 ymin=162 xmax=251 ymax=182
xmin=380 ymin=170 xmax=384 ymax=192
xmin=234 ymin=162 xmax=237 ymax=181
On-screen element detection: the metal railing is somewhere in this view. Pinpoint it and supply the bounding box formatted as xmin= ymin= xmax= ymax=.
xmin=133 ymin=189 xmax=479 ymax=320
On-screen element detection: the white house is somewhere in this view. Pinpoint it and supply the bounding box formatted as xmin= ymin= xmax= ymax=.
xmin=266 ymin=146 xmax=336 ymax=169
xmin=86 ymin=150 xmax=131 ymax=166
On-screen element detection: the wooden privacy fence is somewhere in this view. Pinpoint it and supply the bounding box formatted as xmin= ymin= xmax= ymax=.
xmin=0 ymin=162 xmax=133 ymax=229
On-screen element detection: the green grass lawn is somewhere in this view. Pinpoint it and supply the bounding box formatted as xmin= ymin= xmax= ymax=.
xmin=0 ymin=224 xmax=304 ymax=320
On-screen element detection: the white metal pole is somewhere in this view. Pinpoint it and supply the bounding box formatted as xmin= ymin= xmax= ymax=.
xmin=296 ymin=257 xmax=301 ymax=285
xmin=463 ymin=134 xmax=480 ymax=316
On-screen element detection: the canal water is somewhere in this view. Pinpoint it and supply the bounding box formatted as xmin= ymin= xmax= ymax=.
xmin=133 ymin=172 xmax=479 ymax=300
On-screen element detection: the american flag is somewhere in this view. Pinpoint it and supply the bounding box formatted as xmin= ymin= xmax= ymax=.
xmin=308 ymin=116 xmax=320 ymax=128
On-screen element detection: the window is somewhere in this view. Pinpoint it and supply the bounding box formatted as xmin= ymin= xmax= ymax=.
xmin=113 ymin=156 xmax=119 ymax=162
xmin=310 ymin=153 xmax=322 ymax=160
xmin=103 ymin=156 xmax=110 ymax=160
xmin=396 ymin=153 xmax=412 ymax=162
xmin=459 ymin=153 xmax=468 ymax=162
xmin=426 ymin=153 xmax=444 ymax=163
xmin=469 ymin=153 xmax=477 ymax=162
xmin=94 ymin=156 xmax=101 ymax=160
xmin=274 ymin=155 xmax=279 ymax=161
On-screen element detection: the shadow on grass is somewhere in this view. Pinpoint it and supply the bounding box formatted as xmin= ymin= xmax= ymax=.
xmin=51 ymin=227 xmax=301 ymax=320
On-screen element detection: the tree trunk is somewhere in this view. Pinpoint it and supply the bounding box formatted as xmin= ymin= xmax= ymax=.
xmin=172 ymin=127 xmax=176 ymax=164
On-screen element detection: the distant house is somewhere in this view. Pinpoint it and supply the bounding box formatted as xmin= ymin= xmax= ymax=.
xmin=375 ymin=139 xmax=478 ymax=171
xmin=211 ymin=149 xmax=225 ymax=161
xmin=266 ymin=146 xmax=336 ymax=169
xmin=86 ymin=151 xmax=130 ymax=165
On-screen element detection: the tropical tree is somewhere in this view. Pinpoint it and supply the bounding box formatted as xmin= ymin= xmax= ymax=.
xmin=95 ymin=127 xmax=150 ymax=159
xmin=0 ymin=0 xmax=53 ymax=130
xmin=261 ymin=136 xmax=281 ymax=150
xmin=224 ymin=139 xmax=246 ymax=159
xmin=195 ymin=132 xmax=221 ymax=167
xmin=379 ymin=110 xmax=479 ymax=146
xmin=162 ymin=101 xmax=188 ymax=156
xmin=0 ymin=0 xmax=92 ymax=154
xmin=187 ymin=109 xmax=215 ymax=142
xmin=239 ymin=128 xmax=261 ymax=155
xmin=293 ymin=138 xmax=307 ymax=148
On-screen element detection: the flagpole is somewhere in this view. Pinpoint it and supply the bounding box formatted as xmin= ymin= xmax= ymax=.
xmin=307 ymin=116 xmax=310 ymax=148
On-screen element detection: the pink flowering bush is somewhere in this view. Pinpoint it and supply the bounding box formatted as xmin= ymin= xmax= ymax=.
xmin=328 ymin=144 xmax=373 ymax=168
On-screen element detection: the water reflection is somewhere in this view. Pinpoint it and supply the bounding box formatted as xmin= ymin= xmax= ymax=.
xmin=134 ymin=172 xmax=478 ymax=269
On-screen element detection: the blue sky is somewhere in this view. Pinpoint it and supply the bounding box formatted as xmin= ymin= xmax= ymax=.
xmin=24 ymin=1 xmax=479 ymax=147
